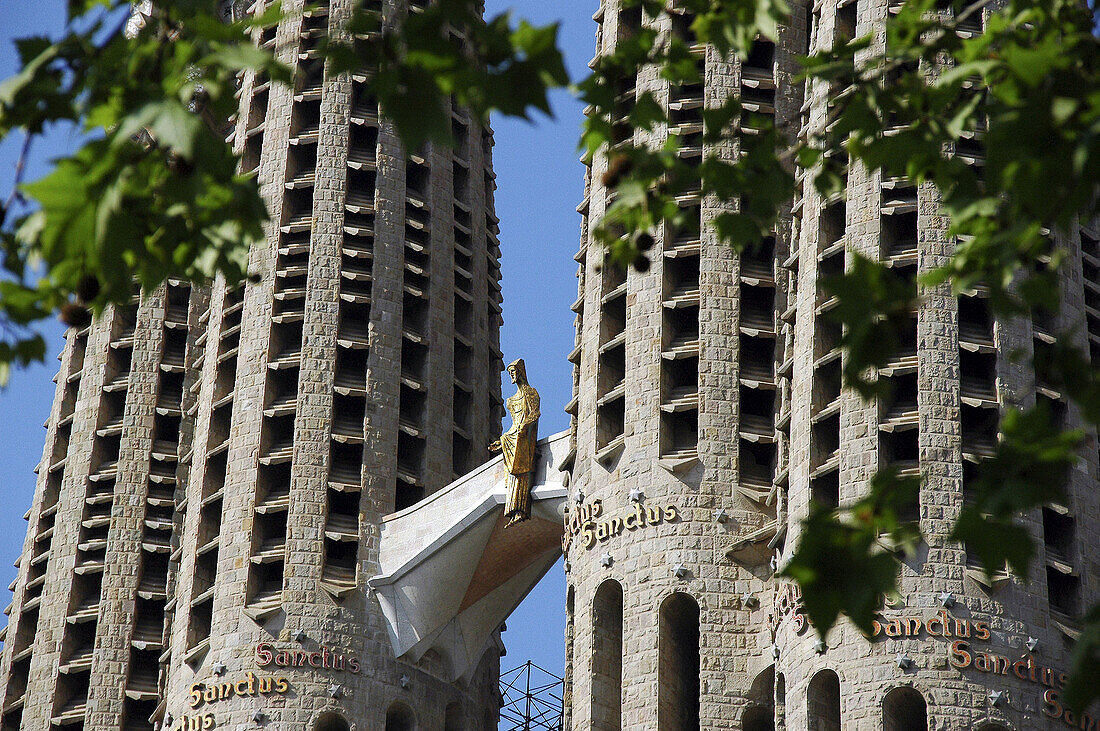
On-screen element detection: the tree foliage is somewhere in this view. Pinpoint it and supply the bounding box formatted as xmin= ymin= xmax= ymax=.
xmin=0 ymin=0 xmax=289 ymax=382
xmin=3 ymin=0 xmax=1100 ymax=711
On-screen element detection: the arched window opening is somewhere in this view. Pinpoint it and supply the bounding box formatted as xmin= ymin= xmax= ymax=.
xmin=743 ymin=706 xmax=774 ymax=731
xmin=658 ymin=592 xmax=700 ymax=731
xmin=592 ymin=580 xmax=624 ymax=731
xmin=315 ymin=712 xmax=350 ymax=731
xmin=775 ymin=673 xmax=786 ymax=728
xmin=883 ymin=686 xmax=927 ymax=731
xmin=386 ymin=702 xmax=416 ymax=731
xmin=807 ymin=669 xmax=840 ymax=731
xmin=444 ymin=702 xmax=463 ymax=731
xmin=743 ymin=665 xmax=775 ymax=731
xmin=565 ymin=586 xmax=575 ymax=731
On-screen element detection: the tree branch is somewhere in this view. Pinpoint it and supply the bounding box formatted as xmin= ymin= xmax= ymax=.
xmin=0 ymin=133 xmax=33 ymax=227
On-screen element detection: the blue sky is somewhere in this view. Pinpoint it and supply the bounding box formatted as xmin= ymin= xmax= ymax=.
xmin=0 ymin=0 xmax=596 ymax=689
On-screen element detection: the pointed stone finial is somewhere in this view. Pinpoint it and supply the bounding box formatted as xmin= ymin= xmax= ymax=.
xmin=989 ymin=690 xmax=1004 ymax=706
xmin=741 ymin=592 xmax=759 ymax=608
xmin=212 ymin=661 xmax=227 ymax=676
xmin=714 ymin=508 xmax=729 ymax=523
xmin=938 ymin=591 xmax=956 ymax=608
xmin=1027 ymin=636 xmax=1039 ymax=652
xmin=400 ymin=674 xmax=411 ymax=689
xmin=896 ymin=654 xmax=913 ymax=670
xmin=673 ymin=563 xmax=688 ymax=579
xmin=328 ymin=684 xmax=343 ymax=698
xmin=600 ymin=552 xmax=614 ymax=568
xmin=629 ymin=488 xmax=645 ymax=503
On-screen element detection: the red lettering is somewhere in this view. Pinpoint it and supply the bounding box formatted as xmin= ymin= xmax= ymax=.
xmin=926 ymin=612 xmax=945 ymax=637
xmin=949 ymin=640 xmax=972 ymax=669
xmin=1043 ymin=689 xmax=1063 ymax=720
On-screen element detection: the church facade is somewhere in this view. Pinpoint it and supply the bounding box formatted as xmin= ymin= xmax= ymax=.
xmin=561 ymin=0 xmax=1100 ymax=729
xmin=1 ymin=0 xmax=1099 ymax=730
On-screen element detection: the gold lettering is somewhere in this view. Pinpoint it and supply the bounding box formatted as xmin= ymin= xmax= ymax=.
xmin=664 ymin=505 xmax=678 ymax=521
xmin=189 ymin=683 xmax=204 ymax=709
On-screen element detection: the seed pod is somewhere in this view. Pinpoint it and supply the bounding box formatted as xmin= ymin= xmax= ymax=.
xmin=60 ymin=303 xmax=92 ymax=329
xmin=601 ymin=154 xmax=633 ymax=188
xmin=76 ymin=275 xmax=101 ymax=303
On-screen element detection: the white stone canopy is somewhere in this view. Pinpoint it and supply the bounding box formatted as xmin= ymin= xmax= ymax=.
xmin=369 ymin=431 xmax=571 ymax=681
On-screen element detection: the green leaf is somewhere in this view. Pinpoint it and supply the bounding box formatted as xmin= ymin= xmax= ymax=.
xmin=0 ymin=42 xmax=58 ymax=107
xmin=950 ymin=405 xmax=1082 ymax=580
xmin=1063 ymin=606 xmax=1100 ymax=712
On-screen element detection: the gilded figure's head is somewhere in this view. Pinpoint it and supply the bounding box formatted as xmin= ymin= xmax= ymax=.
xmin=507 ymin=358 xmax=528 ymax=386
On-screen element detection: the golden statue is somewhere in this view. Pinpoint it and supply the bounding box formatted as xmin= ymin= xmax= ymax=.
xmin=489 ymin=359 xmax=540 ymax=527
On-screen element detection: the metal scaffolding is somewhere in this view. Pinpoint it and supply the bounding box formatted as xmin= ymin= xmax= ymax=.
xmin=498 ymin=660 xmax=564 ymax=730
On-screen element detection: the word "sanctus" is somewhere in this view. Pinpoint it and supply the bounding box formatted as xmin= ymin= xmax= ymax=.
xmin=189 ymin=672 xmax=290 ymax=709
xmin=256 ymin=642 xmax=361 ymax=673
xmin=566 ymin=499 xmax=680 ymax=550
